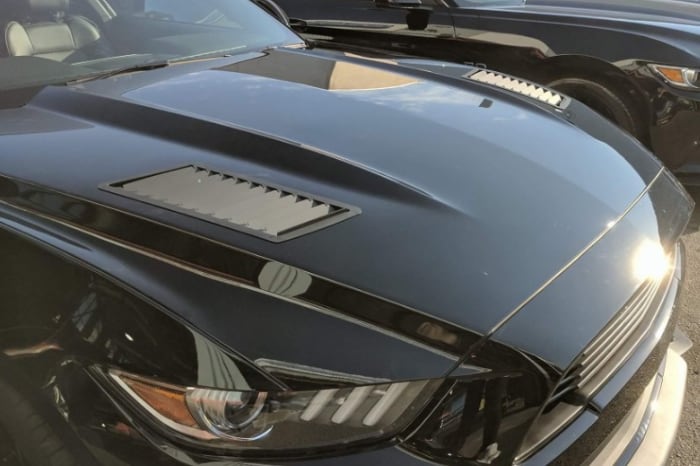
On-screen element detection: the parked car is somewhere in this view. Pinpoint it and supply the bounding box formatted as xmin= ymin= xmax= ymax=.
xmin=275 ymin=0 xmax=700 ymax=179
xmin=0 ymin=0 xmax=694 ymax=465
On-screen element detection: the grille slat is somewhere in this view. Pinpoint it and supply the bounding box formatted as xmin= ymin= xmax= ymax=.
xmin=579 ymin=282 xmax=654 ymax=361
xmin=551 ymin=275 xmax=666 ymax=406
xmin=544 ymin=274 xmax=666 ymax=416
xmin=579 ymin=285 xmax=653 ymax=372
xmin=517 ymin=249 xmax=676 ymax=463
xmin=556 ymin=370 xmax=583 ymax=389
xmin=545 ymin=384 xmax=579 ymax=408
xmin=544 ymin=367 xmax=583 ymax=412
xmin=578 ymin=281 xmax=660 ymax=385
xmin=103 ymin=165 xmax=360 ymax=242
xmin=578 ymin=309 xmax=647 ymax=384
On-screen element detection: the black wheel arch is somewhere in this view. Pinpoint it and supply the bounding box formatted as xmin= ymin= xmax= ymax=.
xmin=535 ymin=55 xmax=653 ymax=145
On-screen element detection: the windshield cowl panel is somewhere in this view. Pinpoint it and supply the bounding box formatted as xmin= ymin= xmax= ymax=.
xmin=0 ymin=0 xmax=303 ymax=90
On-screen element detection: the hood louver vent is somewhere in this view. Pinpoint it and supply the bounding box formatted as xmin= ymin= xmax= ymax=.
xmin=468 ymin=70 xmax=568 ymax=108
xmin=103 ymin=166 xmax=359 ymax=242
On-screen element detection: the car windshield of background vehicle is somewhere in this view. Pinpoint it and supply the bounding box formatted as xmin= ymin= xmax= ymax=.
xmin=0 ymin=0 xmax=303 ymax=91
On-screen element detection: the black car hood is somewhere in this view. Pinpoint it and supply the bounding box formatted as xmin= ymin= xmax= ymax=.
xmin=525 ymin=0 xmax=700 ymax=23
xmin=0 ymin=48 xmax=666 ymax=374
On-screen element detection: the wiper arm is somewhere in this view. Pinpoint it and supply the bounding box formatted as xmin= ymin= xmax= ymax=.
xmin=167 ymin=46 xmax=246 ymax=64
xmin=289 ymin=17 xmax=307 ymax=29
xmin=68 ymin=60 xmax=170 ymax=84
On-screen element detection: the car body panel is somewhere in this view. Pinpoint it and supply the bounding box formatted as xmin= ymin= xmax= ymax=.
xmin=277 ymin=0 xmax=700 ymax=173
xmin=0 ymin=201 xmax=462 ymax=381
xmin=493 ymin=170 xmax=692 ymax=368
xmin=0 ymin=2 xmax=693 ymax=464
xmin=466 ymin=0 xmax=700 ymax=66
xmin=0 ymin=49 xmax=664 ymax=346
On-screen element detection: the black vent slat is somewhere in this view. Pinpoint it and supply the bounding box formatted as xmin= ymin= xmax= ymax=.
xmin=554 ymin=371 xmax=582 ymax=390
xmin=580 ymin=281 xmax=654 ymax=361
xmin=542 ymin=274 xmax=667 ymax=415
xmin=580 ymin=295 xmax=647 ymax=371
xmin=578 ymin=281 xmax=660 ymax=386
xmin=517 ymin=249 xmax=676 ymax=464
xmin=544 ymin=384 xmax=579 ymax=410
xmin=546 ymin=365 xmax=582 ymax=412
xmin=102 ymin=166 xmax=360 ymax=242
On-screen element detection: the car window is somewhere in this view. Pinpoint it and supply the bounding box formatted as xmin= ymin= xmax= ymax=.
xmin=0 ymin=0 xmax=303 ymax=90
xmin=140 ymin=0 xmax=238 ymax=25
xmin=144 ymin=0 xmax=215 ymax=21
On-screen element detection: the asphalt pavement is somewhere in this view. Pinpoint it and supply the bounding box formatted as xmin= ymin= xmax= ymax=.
xmin=670 ymin=186 xmax=700 ymax=466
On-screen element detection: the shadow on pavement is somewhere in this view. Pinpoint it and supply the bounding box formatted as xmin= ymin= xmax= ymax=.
xmin=684 ymin=186 xmax=700 ymax=234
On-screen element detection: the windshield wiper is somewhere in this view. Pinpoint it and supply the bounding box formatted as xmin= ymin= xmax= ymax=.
xmin=167 ymin=46 xmax=247 ymax=64
xmin=68 ymin=60 xmax=170 ymax=84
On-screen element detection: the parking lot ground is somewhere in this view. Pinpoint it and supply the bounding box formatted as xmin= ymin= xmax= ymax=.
xmin=670 ymin=186 xmax=700 ymax=466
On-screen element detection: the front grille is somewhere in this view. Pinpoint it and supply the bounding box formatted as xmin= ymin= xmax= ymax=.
xmin=578 ymin=280 xmax=662 ymax=393
xmin=551 ymin=331 xmax=672 ymax=465
xmin=551 ymin=279 xmax=663 ymax=405
xmin=516 ymin=252 xmax=676 ymax=463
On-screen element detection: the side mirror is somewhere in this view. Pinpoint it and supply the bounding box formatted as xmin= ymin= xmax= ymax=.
xmin=406 ymin=9 xmax=430 ymax=30
xmin=251 ymin=0 xmax=291 ymax=27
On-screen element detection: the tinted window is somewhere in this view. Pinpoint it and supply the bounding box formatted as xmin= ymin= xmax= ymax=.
xmin=0 ymin=0 xmax=302 ymax=89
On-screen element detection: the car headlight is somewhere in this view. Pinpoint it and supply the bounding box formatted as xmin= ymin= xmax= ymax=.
xmin=101 ymin=366 xmax=547 ymax=462
xmin=649 ymin=64 xmax=700 ymax=90
xmin=105 ymin=368 xmax=444 ymax=453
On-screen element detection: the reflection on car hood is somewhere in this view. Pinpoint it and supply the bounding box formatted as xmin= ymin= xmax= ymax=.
xmin=0 ymin=48 xmax=664 ymax=369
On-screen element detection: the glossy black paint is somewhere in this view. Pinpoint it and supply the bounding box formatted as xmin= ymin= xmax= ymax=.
xmin=0 ymin=10 xmax=694 ymax=465
xmin=0 ymin=172 xmax=485 ymax=359
xmin=493 ymin=171 xmax=692 ymax=368
xmin=0 ymin=48 xmax=667 ymax=341
xmin=276 ymin=0 xmax=700 ymax=174
xmin=0 ymin=211 xmax=550 ymax=465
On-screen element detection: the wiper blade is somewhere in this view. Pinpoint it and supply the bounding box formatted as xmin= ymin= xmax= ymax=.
xmin=68 ymin=60 xmax=170 ymax=84
xmin=167 ymin=46 xmax=246 ymax=64
xmin=167 ymin=42 xmax=305 ymax=64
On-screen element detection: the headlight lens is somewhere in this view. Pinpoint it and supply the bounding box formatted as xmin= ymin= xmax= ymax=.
xmin=404 ymin=371 xmax=547 ymax=464
xmin=105 ymin=366 xmax=548 ymax=462
xmin=108 ymin=369 xmax=443 ymax=453
xmin=649 ymin=64 xmax=700 ymax=90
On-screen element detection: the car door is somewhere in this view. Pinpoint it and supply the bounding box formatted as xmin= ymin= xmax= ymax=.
xmin=277 ymin=0 xmax=456 ymax=59
xmin=447 ymin=0 xmax=553 ymax=78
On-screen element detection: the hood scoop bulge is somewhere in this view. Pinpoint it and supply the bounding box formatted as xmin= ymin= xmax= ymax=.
xmin=103 ymin=166 xmax=359 ymax=242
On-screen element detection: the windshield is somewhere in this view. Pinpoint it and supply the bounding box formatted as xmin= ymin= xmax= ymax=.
xmin=0 ymin=0 xmax=303 ymax=90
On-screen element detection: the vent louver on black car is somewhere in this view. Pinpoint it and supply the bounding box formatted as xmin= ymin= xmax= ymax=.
xmin=517 ymin=269 xmax=671 ymax=462
xmin=573 ymin=278 xmax=663 ymax=395
xmin=103 ymin=166 xmax=359 ymax=242
xmin=544 ymin=278 xmax=663 ymax=412
xmin=467 ymin=70 xmax=568 ymax=108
